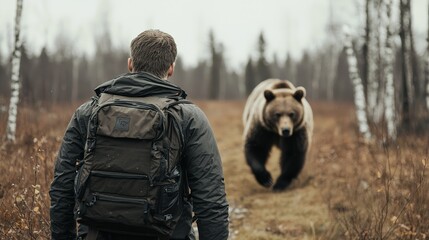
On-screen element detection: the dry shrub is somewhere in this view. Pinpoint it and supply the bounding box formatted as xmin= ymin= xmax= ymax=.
xmin=325 ymin=133 xmax=429 ymax=240
xmin=0 ymin=104 xmax=74 ymax=239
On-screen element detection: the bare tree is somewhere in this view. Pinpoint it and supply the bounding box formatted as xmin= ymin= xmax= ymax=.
xmin=208 ymin=30 xmax=223 ymax=99
xmin=0 ymin=52 xmax=7 ymax=98
xmin=244 ymin=57 xmax=256 ymax=96
xmin=35 ymin=47 xmax=52 ymax=103
xmin=170 ymin=56 xmax=187 ymax=89
xmin=334 ymin=49 xmax=354 ymax=101
xmin=426 ymin=1 xmax=429 ymax=111
xmin=400 ymin=0 xmax=414 ymax=127
xmin=284 ymin=53 xmax=295 ymax=83
xmin=344 ymin=26 xmax=372 ymax=140
xmin=6 ymin=0 xmax=23 ymax=142
xmin=71 ymin=57 xmax=79 ymax=103
xmin=256 ymin=32 xmax=271 ymax=83
xmin=296 ymin=51 xmax=315 ymax=97
xmin=325 ymin=0 xmax=338 ymax=101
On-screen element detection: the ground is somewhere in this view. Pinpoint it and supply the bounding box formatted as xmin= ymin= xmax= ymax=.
xmin=0 ymin=100 xmax=428 ymax=239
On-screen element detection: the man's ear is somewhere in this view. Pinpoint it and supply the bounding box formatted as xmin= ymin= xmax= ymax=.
xmin=127 ymin=58 xmax=133 ymax=72
xmin=167 ymin=63 xmax=175 ymax=78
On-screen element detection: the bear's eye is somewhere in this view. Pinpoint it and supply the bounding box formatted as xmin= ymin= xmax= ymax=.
xmin=275 ymin=112 xmax=282 ymax=118
xmin=289 ymin=112 xmax=296 ymax=119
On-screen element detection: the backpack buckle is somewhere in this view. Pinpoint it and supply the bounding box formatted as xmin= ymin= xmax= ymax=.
xmin=163 ymin=214 xmax=172 ymax=221
xmin=86 ymin=195 xmax=97 ymax=207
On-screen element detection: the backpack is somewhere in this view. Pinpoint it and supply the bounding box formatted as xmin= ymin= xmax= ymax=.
xmin=74 ymin=92 xmax=190 ymax=238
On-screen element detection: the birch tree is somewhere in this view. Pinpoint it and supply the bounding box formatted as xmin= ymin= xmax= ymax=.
xmin=374 ymin=0 xmax=389 ymax=123
xmin=366 ymin=0 xmax=381 ymax=121
xmin=6 ymin=0 xmax=24 ymax=142
xmin=365 ymin=0 xmax=390 ymax=123
xmin=383 ymin=0 xmax=397 ymax=140
xmin=344 ymin=26 xmax=372 ymax=141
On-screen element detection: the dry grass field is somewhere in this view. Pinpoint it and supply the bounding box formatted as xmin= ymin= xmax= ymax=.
xmin=0 ymin=101 xmax=428 ymax=239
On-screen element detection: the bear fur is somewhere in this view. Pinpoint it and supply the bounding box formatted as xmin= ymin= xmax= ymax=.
xmin=243 ymin=79 xmax=313 ymax=191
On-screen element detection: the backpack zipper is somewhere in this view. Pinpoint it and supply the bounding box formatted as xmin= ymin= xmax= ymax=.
xmin=91 ymin=170 xmax=149 ymax=180
xmin=90 ymin=192 xmax=150 ymax=221
xmin=93 ymin=192 xmax=148 ymax=205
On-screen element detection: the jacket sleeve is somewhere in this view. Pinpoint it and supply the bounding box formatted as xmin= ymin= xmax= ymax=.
xmin=182 ymin=105 xmax=229 ymax=240
xmin=49 ymin=101 xmax=93 ymax=240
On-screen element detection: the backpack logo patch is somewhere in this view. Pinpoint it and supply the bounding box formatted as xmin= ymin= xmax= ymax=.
xmin=114 ymin=116 xmax=130 ymax=131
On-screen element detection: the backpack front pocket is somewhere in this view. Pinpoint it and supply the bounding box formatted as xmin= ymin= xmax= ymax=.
xmin=89 ymin=170 xmax=150 ymax=197
xmin=156 ymin=183 xmax=180 ymax=222
xmin=83 ymin=193 xmax=149 ymax=226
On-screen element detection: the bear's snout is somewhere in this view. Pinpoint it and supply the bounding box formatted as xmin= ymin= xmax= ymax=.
xmin=281 ymin=128 xmax=291 ymax=137
xmin=278 ymin=117 xmax=294 ymax=137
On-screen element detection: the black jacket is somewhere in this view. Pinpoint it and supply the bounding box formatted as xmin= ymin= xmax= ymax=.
xmin=49 ymin=72 xmax=229 ymax=240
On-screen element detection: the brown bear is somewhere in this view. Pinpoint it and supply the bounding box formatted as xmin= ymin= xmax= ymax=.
xmin=243 ymin=79 xmax=313 ymax=191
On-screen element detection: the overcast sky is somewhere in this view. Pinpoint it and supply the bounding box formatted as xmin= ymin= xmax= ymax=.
xmin=0 ymin=0 xmax=428 ymax=69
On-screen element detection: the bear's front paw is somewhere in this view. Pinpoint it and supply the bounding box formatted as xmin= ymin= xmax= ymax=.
xmin=272 ymin=179 xmax=292 ymax=192
xmin=254 ymin=171 xmax=273 ymax=188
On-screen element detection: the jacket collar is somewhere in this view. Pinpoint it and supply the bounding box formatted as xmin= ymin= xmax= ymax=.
xmin=94 ymin=72 xmax=187 ymax=99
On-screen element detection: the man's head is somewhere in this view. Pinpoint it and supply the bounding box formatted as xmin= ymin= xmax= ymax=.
xmin=128 ymin=29 xmax=177 ymax=79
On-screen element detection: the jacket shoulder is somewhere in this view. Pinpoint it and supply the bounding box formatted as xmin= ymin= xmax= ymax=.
xmin=179 ymin=102 xmax=205 ymax=118
xmin=75 ymin=98 xmax=97 ymax=118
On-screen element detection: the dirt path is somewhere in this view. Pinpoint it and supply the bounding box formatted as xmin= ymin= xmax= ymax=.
xmin=197 ymin=100 xmax=355 ymax=240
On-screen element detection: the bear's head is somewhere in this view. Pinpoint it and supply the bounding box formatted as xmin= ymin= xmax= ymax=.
xmin=263 ymin=87 xmax=306 ymax=137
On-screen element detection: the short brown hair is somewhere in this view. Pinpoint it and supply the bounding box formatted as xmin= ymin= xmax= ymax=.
xmin=130 ymin=29 xmax=177 ymax=78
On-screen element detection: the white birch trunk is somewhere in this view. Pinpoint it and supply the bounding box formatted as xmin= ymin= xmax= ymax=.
xmin=373 ymin=1 xmax=387 ymax=123
xmin=344 ymin=26 xmax=372 ymax=141
xmin=6 ymin=0 xmax=23 ymax=142
xmin=383 ymin=0 xmax=397 ymax=140
xmin=367 ymin=0 xmax=379 ymax=120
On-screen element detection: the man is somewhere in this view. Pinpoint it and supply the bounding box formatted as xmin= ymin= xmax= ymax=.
xmin=50 ymin=29 xmax=229 ymax=240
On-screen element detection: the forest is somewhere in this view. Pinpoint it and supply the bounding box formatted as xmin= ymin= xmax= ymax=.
xmin=1 ymin=0 xmax=429 ymax=239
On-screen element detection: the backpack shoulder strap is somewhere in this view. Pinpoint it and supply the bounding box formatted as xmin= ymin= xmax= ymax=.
xmin=164 ymin=99 xmax=193 ymax=110
xmin=97 ymin=92 xmax=114 ymax=105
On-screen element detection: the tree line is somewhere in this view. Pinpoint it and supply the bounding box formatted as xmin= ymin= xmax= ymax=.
xmin=0 ymin=31 xmax=355 ymax=105
xmin=0 ymin=28 xmax=355 ymax=105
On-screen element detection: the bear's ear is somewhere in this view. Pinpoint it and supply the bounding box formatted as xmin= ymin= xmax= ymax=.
xmin=293 ymin=87 xmax=306 ymax=101
xmin=264 ymin=90 xmax=276 ymax=102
